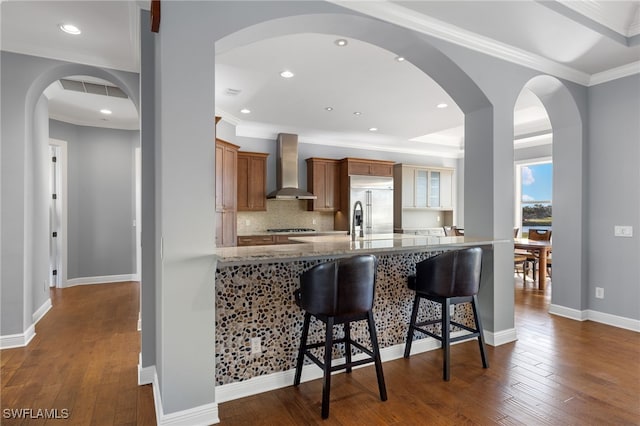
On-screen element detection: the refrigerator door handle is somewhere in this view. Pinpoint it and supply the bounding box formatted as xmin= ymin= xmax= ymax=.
xmin=366 ymin=190 xmax=372 ymax=235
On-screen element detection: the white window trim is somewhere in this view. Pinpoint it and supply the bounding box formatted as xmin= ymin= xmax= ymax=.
xmin=514 ymin=156 xmax=552 ymax=233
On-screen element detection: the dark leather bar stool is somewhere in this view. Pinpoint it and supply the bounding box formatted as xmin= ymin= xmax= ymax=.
xmin=293 ymin=254 xmax=387 ymax=419
xmin=404 ymin=247 xmax=488 ymax=381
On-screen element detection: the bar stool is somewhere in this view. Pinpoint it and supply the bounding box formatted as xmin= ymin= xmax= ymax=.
xmin=293 ymin=255 xmax=387 ymax=419
xmin=404 ymin=247 xmax=488 ymax=381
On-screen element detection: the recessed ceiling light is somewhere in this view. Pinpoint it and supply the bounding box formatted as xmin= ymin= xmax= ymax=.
xmin=369 ymin=127 xmax=378 ymax=132
xmin=280 ymin=70 xmax=294 ymax=78
xmin=100 ymin=109 xmax=112 ymax=115
xmin=437 ymin=103 xmax=448 ymax=109
xmin=353 ymin=111 xmax=362 ymax=116
xmin=325 ymin=107 xmax=333 ymax=111
xmin=395 ymin=56 xmax=405 ymax=62
xmin=59 ymin=24 xmax=81 ymax=35
xmin=335 ymin=39 xmax=348 ymax=47
xmin=240 ymin=108 xmax=251 ymax=114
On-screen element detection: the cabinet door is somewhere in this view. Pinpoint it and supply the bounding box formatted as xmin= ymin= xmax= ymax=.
xmin=350 ymin=161 xmax=370 ymax=175
xmin=237 ymin=152 xmax=267 ymax=211
xmin=215 ymin=144 xmax=224 ymax=211
xmin=440 ymin=170 xmax=453 ymax=209
xmin=249 ymin=156 xmax=267 ymax=210
xmin=307 ymin=159 xmax=340 ymax=211
xmin=429 ymin=171 xmax=440 ymax=207
xmin=415 ymin=169 xmax=428 ymax=207
xmin=222 ymin=145 xmax=237 ymax=210
xmin=402 ymin=167 xmax=415 ymax=208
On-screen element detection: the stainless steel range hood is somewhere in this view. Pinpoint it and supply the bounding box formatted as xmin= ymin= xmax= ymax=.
xmin=266 ymin=133 xmax=317 ymax=200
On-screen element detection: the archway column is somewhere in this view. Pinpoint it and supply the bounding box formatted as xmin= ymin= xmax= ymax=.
xmin=464 ymin=104 xmax=517 ymax=345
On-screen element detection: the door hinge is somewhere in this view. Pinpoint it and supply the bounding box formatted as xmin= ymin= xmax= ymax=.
xmin=52 ymin=270 xmax=58 ymax=276
xmin=52 ymin=232 xmax=58 ymax=238
xmin=52 ymin=194 xmax=57 ymax=200
xmin=52 ymin=156 xmax=57 ymax=163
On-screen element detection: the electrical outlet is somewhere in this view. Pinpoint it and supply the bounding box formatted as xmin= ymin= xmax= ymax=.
xmin=595 ymin=287 xmax=604 ymax=299
xmin=312 ymin=219 xmax=317 ymax=225
xmin=437 ymin=216 xmax=441 ymax=222
xmin=245 ymin=219 xmax=251 ymax=226
xmin=250 ymin=337 xmax=261 ymax=354
xmin=614 ymin=225 xmax=633 ymax=237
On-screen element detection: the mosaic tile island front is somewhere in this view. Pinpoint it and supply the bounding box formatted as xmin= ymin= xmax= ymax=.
xmin=213 ymin=234 xmax=497 ymax=387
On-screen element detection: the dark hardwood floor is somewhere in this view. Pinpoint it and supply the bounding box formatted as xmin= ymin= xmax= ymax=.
xmin=1 ymin=276 xmax=638 ymax=425
xmin=0 ymin=282 xmax=156 ymax=425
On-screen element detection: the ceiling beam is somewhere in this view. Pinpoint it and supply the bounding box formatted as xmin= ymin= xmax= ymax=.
xmin=151 ymin=0 xmax=160 ymax=33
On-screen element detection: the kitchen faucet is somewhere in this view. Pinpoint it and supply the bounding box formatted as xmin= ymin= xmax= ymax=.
xmin=351 ymin=201 xmax=364 ymax=241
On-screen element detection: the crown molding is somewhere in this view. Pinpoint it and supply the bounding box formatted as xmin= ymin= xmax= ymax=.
xmin=329 ymin=1 xmax=592 ymax=86
xmin=214 ymin=108 xmax=241 ymax=126
xmin=589 ymin=60 xmax=640 ymax=86
xmin=558 ymin=0 xmax=639 ymax=37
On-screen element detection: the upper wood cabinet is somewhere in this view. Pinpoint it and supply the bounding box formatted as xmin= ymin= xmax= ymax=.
xmin=342 ymin=158 xmax=394 ymax=177
xmin=306 ymin=158 xmax=340 ymax=212
xmin=215 ymin=138 xmax=239 ymax=247
xmin=237 ymin=151 xmax=268 ymax=211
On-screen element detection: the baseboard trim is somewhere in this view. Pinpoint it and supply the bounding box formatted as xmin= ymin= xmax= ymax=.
xmin=144 ymin=366 xmax=219 ymax=425
xmin=216 ymin=332 xmax=477 ymax=403
xmin=33 ymin=298 xmax=52 ymax=325
xmin=138 ymin=354 xmax=155 ymax=385
xmin=66 ymin=274 xmax=138 ymax=287
xmin=549 ymin=304 xmax=589 ymax=321
xmin=586 ymin=309 xmax=640 ymax=332
xmin=484 ymin=328 xmax=518 ymax=346
xmin=550 ymin=305 xmax=639 ymax=332
xmin=0 ymin=324 xmax=36 ymax=349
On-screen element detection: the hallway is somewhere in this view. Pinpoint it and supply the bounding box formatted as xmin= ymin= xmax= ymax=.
xmin=1 ymin=282 xmax=155 ymax=425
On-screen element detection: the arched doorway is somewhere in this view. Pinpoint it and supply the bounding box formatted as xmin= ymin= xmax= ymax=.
xmin=515 ymin=75 xmax=586 ymax=313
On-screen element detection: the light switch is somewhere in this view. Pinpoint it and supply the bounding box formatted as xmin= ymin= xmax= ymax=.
xmin=614 ymin=226 xmax=633 ymax=237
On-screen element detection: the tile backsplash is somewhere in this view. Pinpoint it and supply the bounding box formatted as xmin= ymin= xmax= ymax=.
xmin=237 ymin=200 xmax=334 ymax=234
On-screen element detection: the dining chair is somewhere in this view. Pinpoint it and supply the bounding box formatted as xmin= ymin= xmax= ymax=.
xmin=524 ymin=229 xmax=552 ymax=282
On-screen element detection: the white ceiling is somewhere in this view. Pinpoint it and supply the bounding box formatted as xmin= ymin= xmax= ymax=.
xmin=2 ymin=1 xmax=638 ymax=156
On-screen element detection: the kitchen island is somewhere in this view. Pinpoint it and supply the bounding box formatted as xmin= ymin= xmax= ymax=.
xmin=213 ymin=233 xmax=499 ymax=399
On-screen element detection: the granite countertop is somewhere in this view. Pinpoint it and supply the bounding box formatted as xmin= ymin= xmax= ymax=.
xmin=213 ymin=233 xmax=501 ymax=265
xmin=237 ymin=230 xmax=348 ymax=237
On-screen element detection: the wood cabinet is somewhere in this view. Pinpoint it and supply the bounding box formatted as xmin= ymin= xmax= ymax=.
xmin=341 ymin=158 xmax=394 ymax=177
xmin=237 ymin=235 xmax=275 ymax=246
xmin=306 ymin=158 xmax=340 ymax=211
xmin=215 ymin=138 xmax=239 ymax=247
xmin=237 ymin=151 xmax=268 ymax=211
xmin=334 ymin=157 xmax=396 ymax=231
xmin=236 ymin=234 xmax=303 ymax=246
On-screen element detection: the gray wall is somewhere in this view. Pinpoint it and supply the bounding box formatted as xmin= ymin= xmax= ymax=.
xmin=587 ymin=74 xmax=640 ymax=320
xmin=49 ymin=120 xmax=138 ymax=280
xmin=31 ymin=95 xmax=51 ymax=315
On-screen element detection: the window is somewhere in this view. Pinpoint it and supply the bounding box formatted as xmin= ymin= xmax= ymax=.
xmin=515 ymin=160 xmax=552 ymax=237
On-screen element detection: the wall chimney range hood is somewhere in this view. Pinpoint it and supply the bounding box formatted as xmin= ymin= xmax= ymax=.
xmin=267 ymin=133 xmax=317 ymax=200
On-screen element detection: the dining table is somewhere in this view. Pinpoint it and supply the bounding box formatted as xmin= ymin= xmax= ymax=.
xmin=514 ymin=238 xmax=552 ymax=290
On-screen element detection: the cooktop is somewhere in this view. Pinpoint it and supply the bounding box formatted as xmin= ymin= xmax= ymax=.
xmin=266 ymin=228 xmax=316 ymax=233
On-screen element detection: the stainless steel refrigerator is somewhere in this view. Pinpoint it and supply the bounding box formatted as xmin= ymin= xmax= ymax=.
xmin=349 ymin=175 xmax=394 ymax=236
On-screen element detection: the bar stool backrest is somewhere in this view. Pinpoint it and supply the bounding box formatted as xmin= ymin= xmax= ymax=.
xmin=414 ymin=248 xmax=482 ymax=298
xmin=298 ymin=255 xmax=377 ymax=317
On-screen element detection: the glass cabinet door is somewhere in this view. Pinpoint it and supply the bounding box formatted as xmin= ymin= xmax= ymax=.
xmin=415 ymin=170 xmax=427 ymax=207
xmin=429 ymin=171 xmax=440 ymax=207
